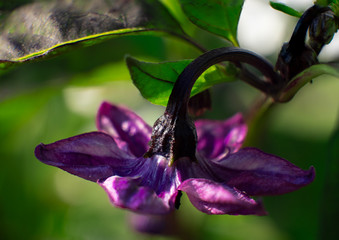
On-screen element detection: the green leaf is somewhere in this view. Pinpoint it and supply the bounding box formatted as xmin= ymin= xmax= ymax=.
xmin=126 ymin=57 xmax=237 ymax=106
xmin=269 ymin=1 xmax=302 ymax=18
xmin=279 ymin=64 xmax=339 ymax=102
xmin=179 ymin=0 xmax=244 ymax=46
xmin=0 ymin=0 xmax=185 ymax=69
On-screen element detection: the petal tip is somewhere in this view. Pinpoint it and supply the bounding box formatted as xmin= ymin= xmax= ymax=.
xmin=34 ymin=143 xmax=46 ymax=161
xmin=305 ymin=165 xmax=316 ymax=184
xmin=96 ymin=101 xmax=113 ymax=128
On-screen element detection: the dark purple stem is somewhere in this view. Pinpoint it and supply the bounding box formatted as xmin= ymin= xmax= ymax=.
xmin=147 ymin=47 xmax=281 ymax=161
xmin=166 ymin=47 xmax=281 ymax=118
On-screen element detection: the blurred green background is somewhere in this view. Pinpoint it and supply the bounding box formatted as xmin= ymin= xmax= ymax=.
xmin=1 ymin=0 xmax=339 ymax=239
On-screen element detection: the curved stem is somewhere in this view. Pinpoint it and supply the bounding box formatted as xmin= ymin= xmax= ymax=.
xmin=166 ymin=47 xmax=281 ymax=118
xmin=147 ymin=47 xmax=281 ymax=161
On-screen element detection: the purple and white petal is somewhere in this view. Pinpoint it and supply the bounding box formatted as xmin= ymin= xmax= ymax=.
xmin=210 ymin=148 xmax=315 ymax=196
xmin=99 ymin=176 xmax=177 ymax=214
xmin=179 ymin=178 xmax=266 ymax=215
xmin=35 ymin=101 xmax=316 ymax=217
xmin=35 ymin=132 xmax=137 ymax=182
xmin=96 ymin=102 xmax=152 ymax=157
xmin=195 ymin=113 xmax=247 ymax=159
xmin=127 ymin=155 xmax=180 ymax=209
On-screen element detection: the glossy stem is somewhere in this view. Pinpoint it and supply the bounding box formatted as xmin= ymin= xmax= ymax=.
xmin=166 ymin=47 xmax=281 ymax=118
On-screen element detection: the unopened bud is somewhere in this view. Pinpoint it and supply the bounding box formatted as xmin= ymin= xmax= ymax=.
xmin=309 ymin=11 xmax=338 ymax=54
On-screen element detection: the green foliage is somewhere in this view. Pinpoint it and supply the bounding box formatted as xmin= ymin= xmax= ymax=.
xmin=126 ymin=57 xmax=236 ymax=106
xmin=269 ymin=1 xmax=302 ymax=17
xmin=178 ymin=0 xmax=244 ymax=46
xmin=329 ymin=0 xmax=339 ymax=16
xmin=272 ymin=0 xmax=339 ymax=17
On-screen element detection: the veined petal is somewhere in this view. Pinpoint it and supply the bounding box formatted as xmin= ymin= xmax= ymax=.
xmin=99 ymin=176 xmax=176 ymax=214
xmin=96 ymin=102 xmax=152 ymax=157
xmin=35 ymin=132 xmax=137 ymax=182
xmin=195 ymin=113 xmax=247 ymax=159
xmin=212 ymin=148 xmax=315 ymax=196
xmin=179 ymin=178 xmax=266 ymax=215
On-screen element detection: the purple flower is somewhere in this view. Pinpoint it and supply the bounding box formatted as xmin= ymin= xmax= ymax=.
xmin=35 ymin=101 xmax=314 ymax=215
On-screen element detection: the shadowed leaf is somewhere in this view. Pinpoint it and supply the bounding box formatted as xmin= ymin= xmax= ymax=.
xmin=0 ymin=0 xmax=185 ymax=69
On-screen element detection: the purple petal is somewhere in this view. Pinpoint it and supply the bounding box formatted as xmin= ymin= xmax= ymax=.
xmin=99 ymin=176 xmax=177 ymax=214
xmin=96 ymin=102 xmax=152 ymax=157
xmin=195 ymin=113 xmax=247 ymax=159
xmin=35 ymin=132 xmax=136 ymax=182
xmin=179 ymin=178 xmax=266 ymax=215
xmin=211 ymin=148 xmax=315 ymax=195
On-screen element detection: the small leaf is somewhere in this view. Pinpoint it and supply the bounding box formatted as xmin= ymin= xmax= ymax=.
xmin=179 ymin=0 xmax=244 ymax=46
xmin=279 ymin=64 xmax=339 ymax=102
xmin=126 ymin=57 xmax=236 ymax=106
xmin=0 ymin=0 xmax=185 ymax=69
xmin=269 ymin=1 xmax=303 ymax=18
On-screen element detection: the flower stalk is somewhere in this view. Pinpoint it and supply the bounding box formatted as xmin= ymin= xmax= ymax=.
xmin=146 ymin=47 xmax=283 ymax=162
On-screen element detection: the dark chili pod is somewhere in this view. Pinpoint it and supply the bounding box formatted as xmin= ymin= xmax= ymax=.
xmin=275 ymin=43 xmax=318 ymax=82
xmin=309 ymin=10 xmax=338 ymax=54
xmin=275 ymin=5 xmax=330 ymax=82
